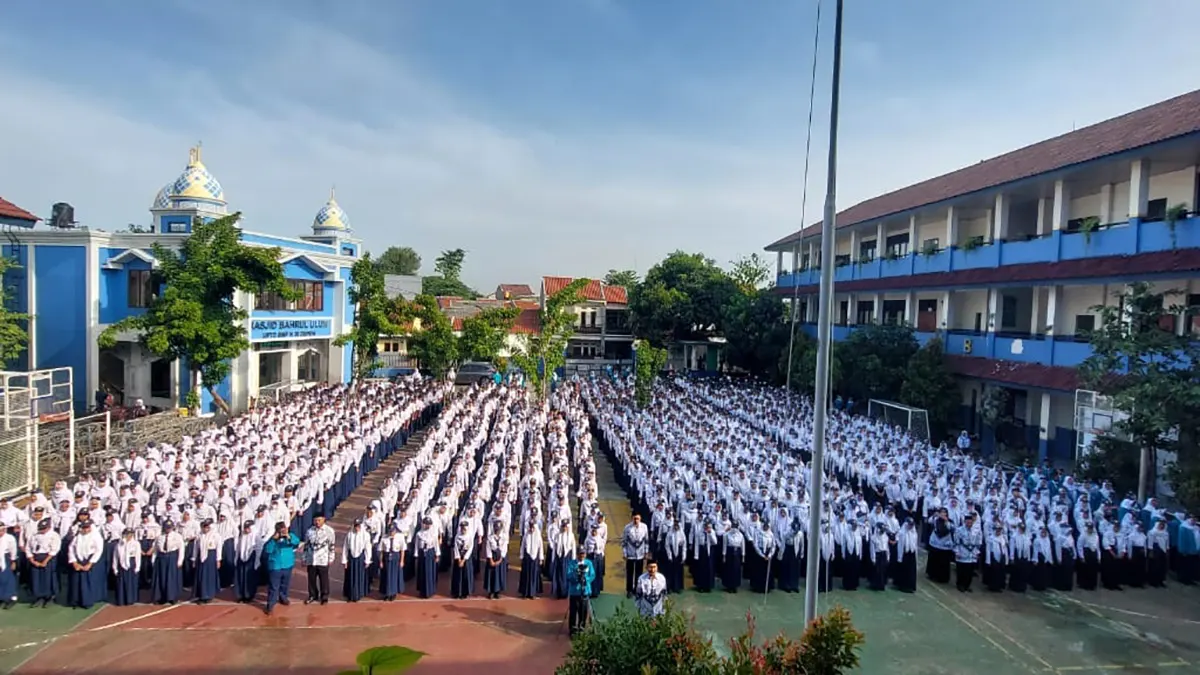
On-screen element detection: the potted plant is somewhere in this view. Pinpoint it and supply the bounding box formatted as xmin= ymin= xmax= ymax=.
xmin=1079 ymin=216 xmax=1100 ymax=245
xmin=921 ymin=240 xmax=939 ymax=257
xmin=1165 ymin=203 xmax=1188 ymax=248
xmin=961 ymin=235 xmax=985 ymax=253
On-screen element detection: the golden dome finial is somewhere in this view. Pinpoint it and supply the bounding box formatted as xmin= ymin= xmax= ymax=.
xmin=330 ymin=185 xmax=337 ymax=202
xmin=188 ymin=142 xmax=204 ymax=167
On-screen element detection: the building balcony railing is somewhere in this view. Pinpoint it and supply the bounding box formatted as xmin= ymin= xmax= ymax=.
xmin=377 ymin=353 xmax=419 ymax=369
xmin=777 ymin=214 xmax=1199 ymax=288
xmin=575 ymin=325 xmax=603 ymax=335
xmin=605 ymin=325 xmax=633 ymax=336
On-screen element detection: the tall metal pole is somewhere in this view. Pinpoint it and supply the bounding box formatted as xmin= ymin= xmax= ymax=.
xmin=803 ymin=0 xmax=844 ymax=625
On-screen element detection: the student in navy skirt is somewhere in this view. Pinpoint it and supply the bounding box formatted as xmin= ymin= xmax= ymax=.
xmin=113 ymin=529 xmax=142 ymax=606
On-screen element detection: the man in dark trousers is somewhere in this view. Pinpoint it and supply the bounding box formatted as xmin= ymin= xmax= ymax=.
xmin=304 ymin=514 xmax=336 ymax=605
xmin=262 ymin=521 xmax=301 ymax=615
xmin=566 ymin=549 xmax=596 ymax=637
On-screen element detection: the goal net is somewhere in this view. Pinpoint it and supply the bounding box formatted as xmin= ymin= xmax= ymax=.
xmin=867 ymin=399 xmax=931 ymax=444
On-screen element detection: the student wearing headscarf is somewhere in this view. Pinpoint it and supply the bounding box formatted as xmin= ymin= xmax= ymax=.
xmin=342 ymin=519 xmax=372 ymax=602
xmin=894 ymin=518 xmax=919 ymax=593
xmin=415 ymin=516 xmax=440 ymax=599
xmin=661 ymin=520 xmax=687 ymax=594
xmin=1147 ymin=518 xmax=1170 ymax=588
xmin=1052 ymin=525 xmax=1076 ymax=592
xmin=583 ymin=524 xmax=605 ymax=598
xmin=483 ymin=520 xmax=508 ymax=599
xmin=1100 ymin=521 xmax=1125 ymax=591
xmin=0 ymin=526 xmax=16 ymax=609
xmin=1124 ymin=522 xmax=1148 ymax=588
xmin=113 ymin=528 xmax=142 ymax=606
xmin=193 ymin=519 xmax=221 ymax=603
xmin=518 ymin=520 xmax=544 ymax=599
xmin=868 ymin=523 xmax=892 ymax=592
xmin=233 ymin=520 xmax=260 ymax=603
xmin=67 ymin=520 xmax=104 ymax=609
xmin=692 ymin=519 xmax=719 ymax=593
xmin=27 ymin=519 xmax=61 ymax=608
xmin=379 ymin=523 xmax=406 ymax=601
xmin=721 ymin=524 xmax=745 ymax=593
xmin=1178 ymin=515 xmax=1198 ymax=585
xmin=450 ymin=520 xmax=476 ymax=599
xmin=983 ymin=523 xmax=1008 ymax=592
xmin=1008 ymin=523 xmax=1031 ymax=593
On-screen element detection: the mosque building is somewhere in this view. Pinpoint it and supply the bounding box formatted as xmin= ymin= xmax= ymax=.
xmin=1 ymin=146 xmax=361 ymax=415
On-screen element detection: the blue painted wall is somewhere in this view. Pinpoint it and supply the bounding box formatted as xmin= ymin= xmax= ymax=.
xmin=199 ymin=371 xmax=232 ymax=416
xmin=341 ymin=266 xmax=353 ymax=382
xmin=249 ymin=260 xmax=336 ymax=321
xmin=156 ymin=214 xmax=192 ymax=234
xmin=2 ymin=244 xmax=29 ymax=370
xmin=34 ymin=245 xmax=88 ymax=411
xmin=98 ymin=247 xmax=154 ymax=325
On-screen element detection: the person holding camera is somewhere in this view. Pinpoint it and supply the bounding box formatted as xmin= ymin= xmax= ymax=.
xmin=566 ymin=548 xmax=595 ymax=637
xmin=261 ymin=521 xmax=300 ymax=615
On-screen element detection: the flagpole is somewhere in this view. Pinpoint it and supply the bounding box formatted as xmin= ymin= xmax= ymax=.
xmin=803 ymin=0 xmax=844 ymax=626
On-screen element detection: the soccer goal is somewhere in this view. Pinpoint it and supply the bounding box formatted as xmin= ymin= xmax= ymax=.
xmin=867 ymin=399 xmax=931 ymax=444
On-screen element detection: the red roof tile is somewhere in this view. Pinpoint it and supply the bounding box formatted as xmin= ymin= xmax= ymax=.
xmin=947 ymin=355 xmax=1081 ymax=392
xmin=542 ymin=275 xmax=626 ymax=303
xmin=771 ymin=248 xmax=1200 ymax=296
xmin=768 ymin=88 xmax=1200 ymax=249
xmin=497 ymin=283 xmax=534 ymax=298
xmin=512 ymin=308 xmax=541 ymax=335
xmin=450 ymin=317 xmax=465 ymax=331
xmin=0 ymin=196 xmax=38 ymax=222
xmin=435 ymin=296 xmax=461 ymax=310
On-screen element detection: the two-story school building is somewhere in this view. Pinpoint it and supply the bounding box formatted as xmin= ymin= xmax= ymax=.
xmin=1 ymin=146 xmax=361 ymax=415
xmin=765 ymin=88 xmax=1200 ymax=462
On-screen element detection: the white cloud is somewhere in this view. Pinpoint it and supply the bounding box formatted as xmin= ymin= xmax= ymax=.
xmin=1 ymin=1 xmax=1198 ymax=291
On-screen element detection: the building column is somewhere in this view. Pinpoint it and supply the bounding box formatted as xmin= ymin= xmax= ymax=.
xmin=945 ymin=207 xmax=959 ymax=248
xmin=791 ymin=245 xmax=799 ymax=274
xmin=1052 ymin=179 xmax=1070 ymax=231
xmin=1099 ymin=183 xmax=1113 ymax=224
xmin=1045 ymin=286 xmax=1061 ymax=335
xmin=875 ymin=292 xmax=884 ymax=323
xmin=908 ymin=215 xmax=918 ymax=253
xmin=992 ymin=193 xmax=1010 ymax=241
xmin=1038 ymin=391 xmax=1053 ymax=461
xmin=1030 ymin=288 xmax=1043 ymax=335
xmin=776 ymin=251 xmax=784 ymax=278
xmin=807 ymin=241 xmax=816 ymax=269
xmin=905 ymin=291 xmax=917 ymax=327
xmin=1129 ymin=159 xmax=1151 ymax=221
xmin=1036 ymin=197 xmax=1049 ymax=236
xmin=875 ymin=222 xmax=885 ymax=254
xmin=986 ymin=288 xmax=999 ymax=332
xmin=849 ymin=229 xmax=860 ymax=261
xmin=847 ymin=294 xmax=857 ymax=325
xmin=939 ymin=291 xmax=953 ymax=330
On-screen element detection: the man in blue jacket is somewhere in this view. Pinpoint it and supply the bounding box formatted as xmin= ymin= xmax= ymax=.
xmin=261 ymin=521 xmax=301 ymax=615
xmin=566 ymin=549 xmax=596 ymax=637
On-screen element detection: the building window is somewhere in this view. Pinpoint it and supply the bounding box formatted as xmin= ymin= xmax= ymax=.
xmin=1001 ymin=295 xmax=1018 ymax=329
xmin=341 ymin=246 xmax=355 ymax=257
xmin=921 ymin=237 xmax=940 ymax=253
xmin=255 ymin=281 xmax=324 ymax=311
xmin=165 ymin=221 xmax=189 ymax=234
xmin=859 ymin=241 xmax=876 ymax=261
xmin=128 ymin=269 xmax=154 ymax=308
xmin=150 ymin=359 xmax=171 ymax=399
xmin=297 ymin=351 xmax=322 ymax=382
xmin=1074 ymin=314 xmax=1096 ymax=335
xmin=885 ymin=233 xmax=910 ymax=257
xmin=1145 ymin=198 xmax=1168 ymax=222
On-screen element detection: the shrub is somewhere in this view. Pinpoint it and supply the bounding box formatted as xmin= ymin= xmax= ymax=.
xmin=556 ymin=603 xmax=722 ymax=675
xmin=558 ymin=604 xmax=865 ymax=675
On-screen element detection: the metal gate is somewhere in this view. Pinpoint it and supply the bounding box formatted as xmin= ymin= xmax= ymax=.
xmin=0 ymin=368 xmax=74 ymax=497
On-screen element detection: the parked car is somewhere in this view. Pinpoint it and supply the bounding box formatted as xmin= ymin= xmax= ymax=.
xmin=454 ymin=361 xmax=497 ymax=386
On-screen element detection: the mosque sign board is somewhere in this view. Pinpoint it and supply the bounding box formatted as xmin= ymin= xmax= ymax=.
xmin=250 ymin=318 xmax=333 ymax=342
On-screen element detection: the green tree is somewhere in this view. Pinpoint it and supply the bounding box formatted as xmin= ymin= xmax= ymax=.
xmin=630 ymin=251 xmax=737 ymax=347
xmin=98 ymin=213 xmax=297 ymax=413
xmin=421 ymin=248 xmax=477 ymax=298
xmin=1081 ymin=281 xmax=1200 ymax=506
xmin=511 ymin=278 xmax=588 ymax=398
xmin=723 ymin=289 xmax=789 ymax=379
xmin=780 ymin=330 xmax=843 ymax=396
xmin=0 ymin=257 xmax=31 ymax=365
xmin=434 ymin=248 xmax=466 ymax=281
xmin=838 ymin=323 xmax=920 ymax=403
xmin=373 ymin=246 xmax=421 ymax=276
xmin=728 ymin=253 xmax=772 ymax=294
xmin=458 ymin=305 xmax=519 ymax=365
xmin=335 ymin=253 xmax=402 ymax=381
xmin=397 ymin=295 xmax=459 ymax=378
xmin=604 ymin=269 xmax=639 ymax=288
xmin=899 ymin=336 xmax=959 ymax=441
xmin=633 ymin=339 xmax=668 ymax=408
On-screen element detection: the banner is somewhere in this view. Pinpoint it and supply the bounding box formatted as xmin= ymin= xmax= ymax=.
xmin=250 ymin=318 xmax=332 ymax=342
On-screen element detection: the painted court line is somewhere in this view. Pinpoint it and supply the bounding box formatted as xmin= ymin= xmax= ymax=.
xmin=116 ymin=618 xmax=565 ymax=631
xmin=1049 ymin=591 xmax=1200 ymax=626
xmin=6 ymin=608 xmax=100 ymax=672
xmin=84 ymin=603 xmax=184 ymax=632
xmin=926 ymin=582 xmax=1056 ymax=672
xmin=917 ymin=586 xmax=1039 ymax=674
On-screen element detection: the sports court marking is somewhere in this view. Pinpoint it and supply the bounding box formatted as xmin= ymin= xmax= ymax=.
xmin=917 ymin=586 xmax=1038 ymax=674
xmin=924 ymin=580 xmax=1057 ymax=672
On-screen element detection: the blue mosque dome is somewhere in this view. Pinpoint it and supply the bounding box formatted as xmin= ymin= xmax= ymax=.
xmin=312 ymin=188 xmax=351 ymax=233
xmin=151 ymin=145 xmax=228 ymax=216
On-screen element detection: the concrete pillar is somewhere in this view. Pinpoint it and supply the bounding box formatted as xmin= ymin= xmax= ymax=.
xmin=1046 ymin=286 xmax=1061 ymax=335
xmin=875 ymin=293 xmax=884 ymax=323
xmin=986 ymin=288 xmax=999 ymax=332
xmin=1030 ymin=288 xmax=1043 ymax=335
xmin=1038 ymin=391 xmax=1053 ymax=461
xmin=876 ymin=222 xmax=885 ymax=255
xmin=1052 ymin=179 xmax=1070 ymax=231
xmin=945 ymin=207 xmax=959 ymax=248
xmin=848 ymin=294 xmax=857 ymax=325
xmin=1130 ymin=159 xmax=1151 ymax=220
xmin=808 ymin=294 xmax=817 ymax=322
xmin=849 ymin=229 xmax=860 ymax=261
xmin=940 ymin=291 xmax=953 ymax=330
xmin=1036 ymin=197 xmax=1049 ymax=235
xmin=1099 ymin=183 xmax=1113 ymax=224
xmin=905 ymin=291 xmax=917 ymax=326
xmin=908 ymin=215 xmax=918 ymax=253
xmin=992 ymin=193 xmax=1010 ymax=241
xmin=776 ymin=251 xmax=784 ymax=278
xmin=791 ymin=245 xmax=799 ymax=274
xmin=807 ymin=241 xmax=816 ymax=269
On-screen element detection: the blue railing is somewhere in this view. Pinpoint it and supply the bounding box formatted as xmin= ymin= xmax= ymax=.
xmin=777 ymin=215 xmax=1200 ymax=289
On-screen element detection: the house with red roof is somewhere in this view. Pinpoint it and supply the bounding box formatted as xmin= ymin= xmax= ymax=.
xmin=541 ymin=276 xmax=633 ymax=371
xmin=765 ymin=88 xmax=1200 ymax=463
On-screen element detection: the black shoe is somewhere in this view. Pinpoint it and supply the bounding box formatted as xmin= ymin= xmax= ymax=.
xmin=279 ymin=598 xmax=290 ymax=606
xmin=264 ymin=607 xmax=272 ymax=616
xmin=305 ymin=598 xmax=315 ymax=605
xmin=320 ymin=598 xmax=328 ymax=605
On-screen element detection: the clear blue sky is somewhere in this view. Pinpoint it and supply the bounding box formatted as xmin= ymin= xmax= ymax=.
xmin=1 ymin=0 xmax=1197 ymax=288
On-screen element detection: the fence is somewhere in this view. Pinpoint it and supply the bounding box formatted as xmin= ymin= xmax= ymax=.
xmin=33 ymin=409 xmax=218 ymax=487
xmin=0 ymin=368 xmax=74 ymax=497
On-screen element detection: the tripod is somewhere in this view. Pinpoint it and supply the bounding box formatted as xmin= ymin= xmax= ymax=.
xmin=558 ymin=568 xmax=595 ymax=639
